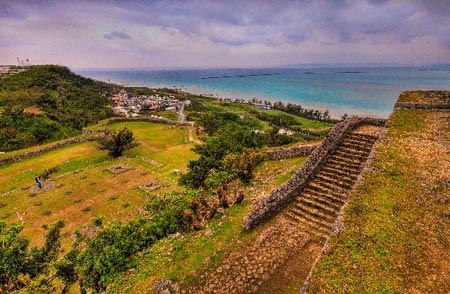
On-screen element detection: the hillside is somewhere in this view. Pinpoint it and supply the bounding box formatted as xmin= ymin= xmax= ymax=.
xmin=309 ymin=91 xmax=450 ymax=293
xmin=0 ymin=65 xmax=117 ymax=151
xmin=0 ymin=67 xmax=335 ymax=293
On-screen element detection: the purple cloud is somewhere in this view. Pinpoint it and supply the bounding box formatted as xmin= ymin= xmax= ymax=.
xmin=0 ymin=0 xmax=449 ymax=67
xmin=104 ymin=31 xmax=131 ymax=40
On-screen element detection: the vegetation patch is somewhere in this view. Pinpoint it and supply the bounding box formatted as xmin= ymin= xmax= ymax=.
xmin=0 ymin=65 xmax=117 ymax=151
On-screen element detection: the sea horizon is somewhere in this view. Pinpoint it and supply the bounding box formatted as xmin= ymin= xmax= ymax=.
xmin=76 ymin=64 xmax=450 ymax=119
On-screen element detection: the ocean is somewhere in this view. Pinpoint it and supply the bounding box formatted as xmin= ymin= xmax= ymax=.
xmin=76 ymin=65 xmax=450 ymax=118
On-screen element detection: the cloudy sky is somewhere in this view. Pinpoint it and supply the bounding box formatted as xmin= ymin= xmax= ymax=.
xmin=0 ymin=0 xmax=449 ymax=68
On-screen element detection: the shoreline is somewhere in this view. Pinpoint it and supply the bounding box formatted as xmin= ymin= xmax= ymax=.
xmin=88 ymin=76 xmax=391 ymax=119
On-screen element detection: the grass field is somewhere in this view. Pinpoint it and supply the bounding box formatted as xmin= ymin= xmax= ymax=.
xmin=191 ymin=99 xmax=333 ymax=132
xmin=309 ymin=107 xmax=450 ymax=293
xmin=0 ymin=121 xmax=197 ymax=247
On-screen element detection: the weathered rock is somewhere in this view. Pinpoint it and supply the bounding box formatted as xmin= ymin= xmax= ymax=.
xmin=154 ymin=279 xmax=179 ymax=294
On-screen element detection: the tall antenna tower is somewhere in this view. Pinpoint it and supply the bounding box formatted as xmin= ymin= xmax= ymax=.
xmin=16 ymin=57 xmax=20 ymax=66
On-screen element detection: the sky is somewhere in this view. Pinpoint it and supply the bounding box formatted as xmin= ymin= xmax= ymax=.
xmin=0 ymin=0 xmax=449 ymax=68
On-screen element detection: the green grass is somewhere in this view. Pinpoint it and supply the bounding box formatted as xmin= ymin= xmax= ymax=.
xmin=109 ymin=122 xmax=187 ymax=151
xmin=271 ymin=157 xmax=307 ymax=186
xmin=154 ymin=111 xmax=178 ymax=121
xmin=309 ymin=108 xmax=450 ymax=293
xmin=0 ymin=134 xmax=92 ymax=160
xmin=0 ymin=121 xmax=196 ymax=247
xmin=264 ymin=109 xmax=332 ymax=129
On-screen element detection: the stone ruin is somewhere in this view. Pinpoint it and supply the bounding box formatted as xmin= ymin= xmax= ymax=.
xmin=108 ymin=164 xmax=131 ymax=174
xmin=139 ymin=180 xmax=162 ymax=192
xmin=142 ymin=158 xmax=164 ymax=168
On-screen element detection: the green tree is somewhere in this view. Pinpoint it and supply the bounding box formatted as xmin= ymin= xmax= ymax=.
xmin=180 ymin=123 xmax=265 ymax=188
xmin=0 ymin=220 xmax=64 ymax=292
xmin=224 ymin=148 xmax=266 ymax=184
xmin=96 ymin=127 xmax=138 ymax=157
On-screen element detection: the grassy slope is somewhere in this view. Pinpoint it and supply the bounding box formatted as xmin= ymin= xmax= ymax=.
xmin=309 ymin=108 xmax=450 ymax=293
xmin=0 ymin=122 xmax=196 ymax=247
xmin=105 ymin=156 xmax=307 ymax=293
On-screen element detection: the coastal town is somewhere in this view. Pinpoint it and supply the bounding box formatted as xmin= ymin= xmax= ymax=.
xmin=110 ymin=90 xmax=189 ymax=120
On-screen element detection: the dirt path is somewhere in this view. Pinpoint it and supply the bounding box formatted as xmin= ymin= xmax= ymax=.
xmin=182 ymin=214 xmax=312 ymax=294
xmin=187 ymin=122 xmax=202 ymax=145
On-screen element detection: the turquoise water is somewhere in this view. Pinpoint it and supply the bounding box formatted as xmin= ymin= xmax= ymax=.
xmin=76 ymin=65 xmax=450 ymax=118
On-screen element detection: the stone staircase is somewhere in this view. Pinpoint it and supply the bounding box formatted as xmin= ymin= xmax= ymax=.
xmin=284 ymin=131 xmax=379 ymax=239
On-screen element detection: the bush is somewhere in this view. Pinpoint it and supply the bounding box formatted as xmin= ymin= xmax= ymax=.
xmin=74 ymin=191 xmax=200 ymax=292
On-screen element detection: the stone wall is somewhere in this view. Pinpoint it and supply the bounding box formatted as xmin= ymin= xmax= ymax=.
xmin=242 ymin=116 xmax=386 ymax=230
xmin=265 ymin=144 xmax=319 ymax=161
xmin=0 ymin=135 xmax=101 ymax=166
xmin=394 ymin=102 xmax=450 ymax=110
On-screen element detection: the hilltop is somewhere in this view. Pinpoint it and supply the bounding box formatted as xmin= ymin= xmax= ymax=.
xmin=0 ymin=65 xmax=118 ymax=151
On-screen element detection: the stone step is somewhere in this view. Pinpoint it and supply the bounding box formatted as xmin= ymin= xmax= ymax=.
xmin=328 ymin=154 xmax=364 ymax=165
xmin=297 ymin=196 xmax=339 ymax=215
xmin=345 ymin=134 xmax=377 ymax=144
xmin=343 ymin=133 xmax=376 ymax=142
xmin=317 ymin=169 xmax=357 ymax=183
xmin=310 ymin=178 xmax=352 ymax=194
xmin=321 ymin=163 xmax=360 ymax=175
xmin=340 ymin=141 xmax=373 ymax=153
xmin=336 ymin=145 xmax=370 ymax=157
xmin=342 ymin=139 xmax=374 ymax=149
xmin=285 ymin=217 xmax=330 ymax=239
xmin=351 ymin=132 xmax=378 ymax=140
xmin=314 ymin=173 xmax=354 ymax=189
xmin=302 ymin=188 xmax=346 ymax=206
xmin=286 ymin=206 xmax=334 ymax=229
xmin=298 ymin=191 xmax=344 ymax=210
xmin=333 ymin=151 xmax=368 ymax=162
xmin=330 ymin=155 xmax=365 ymax=166
xmin=305 ymin=183 xmax=346 ymax=200
xmin=292 ymin=201 xmax=337 ymax=223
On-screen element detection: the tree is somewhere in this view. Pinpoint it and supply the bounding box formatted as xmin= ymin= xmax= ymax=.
xmin=96 ymin=127 xmax=138 ymax=157
xmin=0 ymin=220 xmax=64 ymax=292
